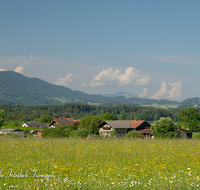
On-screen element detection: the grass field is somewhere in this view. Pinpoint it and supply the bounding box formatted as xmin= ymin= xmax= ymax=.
xmin=0 ymin=137 xmax=200 ymax=189
xmin=141 ymin=104 xmax=180 ymax=109
xmin=51 ymin=97 xmax=85 ymax=104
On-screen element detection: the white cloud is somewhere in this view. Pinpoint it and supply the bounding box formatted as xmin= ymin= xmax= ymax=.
xmin=80 ymin=83 xmax=87 ymax=87
xmin=167 ymin=82 xmax=182 ymax=99
xmin=135 ymin=75 xmax=150 ymax=86
xmin=139 ymin=88 xmax=148 ymax=97
xmin=90 ymin=67 xmax=150 ymax=87
xmin=150 ymin=81 xmax=168 ymax=99
xmin=0 ymin=69 xmax=7 ymax=71
xmin=55 ymin=73 xmax=73 ymax=86
xmin=14 ymin=65 xmax=24 ymax=74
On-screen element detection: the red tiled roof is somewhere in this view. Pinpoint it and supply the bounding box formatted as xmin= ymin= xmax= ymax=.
xmin=130 ymin=120 xmax=145 ymax=128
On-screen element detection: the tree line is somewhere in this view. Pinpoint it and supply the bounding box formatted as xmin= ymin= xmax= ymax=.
xmin=0 ymin=103 xmax=180 ymax=122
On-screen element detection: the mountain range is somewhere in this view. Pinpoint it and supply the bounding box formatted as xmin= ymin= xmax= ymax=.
xmin=0 ymin=71 xmax=197 ymax=107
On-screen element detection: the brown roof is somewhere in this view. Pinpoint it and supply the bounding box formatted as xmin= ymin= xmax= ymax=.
xmin=23 ymin=122 xmax=47 ymax=127
xmin=137 ymin=129 xmax=152 ymax=134
xmin=179 ymin=128 xmax=193 ymax=132
xmin=98 ymin=120 xmax=149 ymax=129
xmin=104 ymin=120 xmax=131 ymax=129
xmin=48 ymin=118 xmax=74 ymax=127
xmin=130 ymin=120 xmax=145 ymax=128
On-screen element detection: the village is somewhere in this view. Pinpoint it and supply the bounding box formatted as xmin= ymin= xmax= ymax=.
xmin=0 ymin=116 xmax=194 ymax=139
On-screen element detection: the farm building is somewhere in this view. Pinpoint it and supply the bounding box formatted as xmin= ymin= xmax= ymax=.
xmin=22 ymin=122 xmax=48 ymax=127
xmin=30 ymin=129 xmax=44 ymax=137
xmin=178 ymin=129 xmax=193 ymax=139
xmin=98 ymin=120 xmax=151 ymax=137
xmin=0 ymin=128 xmax=24 ymax=135
xmin=48 ymin=118 xmax=75 ymax=127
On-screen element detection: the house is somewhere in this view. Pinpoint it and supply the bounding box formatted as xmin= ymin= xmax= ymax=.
xmin=30 ymin=129 xmax=44 ymax=137
xmin=0 ymin=128 xmax=24 ymax=135
xmin=178 ymin=129 xmax=193 ymax=139
xmin=22 ymin=122 xmax=48 ymax=127
xmin=48 ymin=118 xmax=74 ymax=128
xmin=98 ymin=120 xmax=151 ymax=137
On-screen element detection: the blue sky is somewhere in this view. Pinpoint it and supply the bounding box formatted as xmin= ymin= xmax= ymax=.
xmin=0 ymin=0 xmax=200 ymax=101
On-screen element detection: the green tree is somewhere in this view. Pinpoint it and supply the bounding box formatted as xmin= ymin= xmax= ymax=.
xmin=41 ymin=115 xmax=52 ymax=123
xmin=74 ymin=129 xmax=89 ymax=138
xmin=79 ymin=116 xmax=102 ymax=134
xmin=100 ymin=112 xmax=115 ymax=121
xmin=0 ymin=110 xmax=6 ymax=129
xmin=119 ymin=111 xmax=128 ymax=120
xmin=152 ymin=117 xmax=181 ymax=138
xmin=178 ymin=108 xmax=200 ymax=130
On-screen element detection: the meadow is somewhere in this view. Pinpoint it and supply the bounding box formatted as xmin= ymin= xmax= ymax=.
xmin=0 ymin=137 xmax=200 ymax=189
xmin=140 ymin=104 xmax=180 ymax=109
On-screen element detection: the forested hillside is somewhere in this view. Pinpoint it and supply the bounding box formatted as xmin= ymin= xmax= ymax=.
xmin=0 ymin=103 xmax=180 ymax=122
xmin=0 ymin=71 xmax=180 ymax=106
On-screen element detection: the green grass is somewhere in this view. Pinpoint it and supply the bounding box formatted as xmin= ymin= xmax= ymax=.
xmin=141 ymin=104 xmax=180 ymax=109
xmin=87 ymin=102 xmax=101 ymax=106
xmin=0 ymin=137 xmax=200 ymax=189
xmin=51 ymin=97 xmax=85 ymax=103
xmin=193 ymin=132 xmax=200 ymax=138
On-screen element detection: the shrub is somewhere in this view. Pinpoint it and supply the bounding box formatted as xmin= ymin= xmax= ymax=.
xmin=5 ymin=133 xmax=21 ymax=138
xmin=42 ymin=127 xmax=68 ymax=138
xmin=69 ymin=130 xmax=76 ymax=137
xmin=193 ymin=135 xmax=200 ymax=139
xmin=74 ymin=129 xmax=89 ymax=138
xmin=110 ymin=130 xmax=116 ymax=137
xmin=152 ymin=117 xmax=181 ymax=138
xmin=24 ymin=129 xmax=30 ymax=135
xmin=125 ymin=130 xmax=144 ymax=138
xmin=64 ymin=128 xmax=72 ymax=138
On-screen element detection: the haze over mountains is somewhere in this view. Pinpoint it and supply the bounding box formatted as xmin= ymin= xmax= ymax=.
xmin=0 ymin=71 xmax=198 ymax=107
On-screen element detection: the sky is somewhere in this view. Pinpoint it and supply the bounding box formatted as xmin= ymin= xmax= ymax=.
xmin=0 ymin=0 xmax=200 ymax=101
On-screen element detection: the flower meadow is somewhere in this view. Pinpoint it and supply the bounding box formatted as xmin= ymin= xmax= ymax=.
xmin=0 ymin=137 xmax=200 ymax=189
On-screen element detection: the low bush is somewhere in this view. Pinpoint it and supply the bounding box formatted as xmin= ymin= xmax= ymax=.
xmin=125 ymin=130 xmax=144 ymax=138
xmin=42 ymin=127 xmax=67 ymax=138
xmin=193 ymin=135 xmax=200 ymax=139
xmin=74 ymin=129 xmax=89 ymax=138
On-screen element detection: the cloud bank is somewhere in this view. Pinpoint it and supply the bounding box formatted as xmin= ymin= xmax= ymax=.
xmin=90 ymin=67 xmax=149 ymax=87
xmin=55 ymin=73 xmax=73 ymax=86
xmin=150 ymin=81 xmax=182 ymax=99
xmin=167 ymin=82 xmax=182 ymax=99
xmin=14 ymin=65 xmax=24 ymax=74
xmin=139 ymin=87 xmax=148 ymax=97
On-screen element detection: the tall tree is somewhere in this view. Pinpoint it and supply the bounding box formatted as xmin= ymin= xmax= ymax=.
xmin=178 ymin=108 xmax=200 ymax=131
xmin=79 ymin=116 xmax=102 ymax=134
xmin=0 ymin=110 xmax=6 ymax=129
xmin=152 ymin=117 xmax=181 ymax=138
xmin=100 ymin=112 xmax=115 ymax=121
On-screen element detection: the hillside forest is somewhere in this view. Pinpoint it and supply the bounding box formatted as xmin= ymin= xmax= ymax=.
xmin=0 ymin=103 xmax=180 ymax=123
